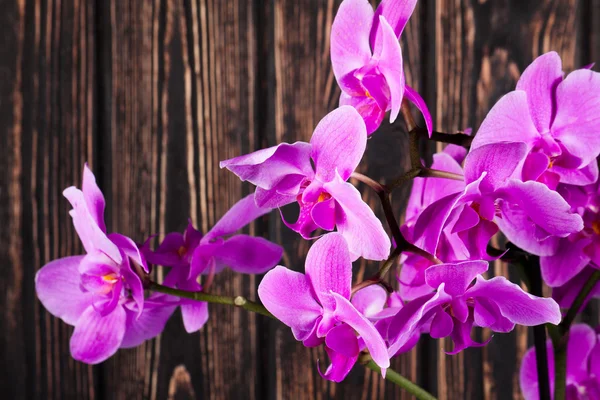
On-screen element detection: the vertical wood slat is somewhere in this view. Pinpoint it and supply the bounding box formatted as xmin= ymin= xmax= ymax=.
xmin=0 ymin=0 xmax=98 ymax=398
xmin=0 ymin=0 xmax=596 ymax=399
xmin=433 ymin=1 xmax=581 ymax=399
xmin=100 ymin=0 xmax=263 ymax=399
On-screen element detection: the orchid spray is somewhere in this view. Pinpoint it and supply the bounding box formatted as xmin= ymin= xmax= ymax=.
xmin=35 ymin=0 xmax=600 ymax=398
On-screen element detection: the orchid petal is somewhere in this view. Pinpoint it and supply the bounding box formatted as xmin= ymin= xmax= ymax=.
xmin=204 ymin=194 xmax=273 ymax=241
xmin=82 ymin=164 xmax=107 ymax=233
xmin=552 ymin=68 xmax=600 ymax=166
xmin=332 ymin=293 xmax=390 ymax=371
xmin=351 ymin=285 xmax=388 ymax=318
xmin=318 ymin=345 xmax=359 ymax=383
xmin=220 ymin=142 xmax=313 ymax=194
xmin=373 ymin=17 xmax=405 ymax=122
xmin=305 ymin=233 xmax=352 ymax=311
xmin=404 ymin=85 xmax=433 ymax=136
xmin=212 ymin=234 xmax=283 ymax=274
xmin=310 ymin=106 xmax=367 ymax=182
xmin=469 ymin=276 xmax=561 ymax=326
xmin=370 ymin=0 xmax=418 ymax=48
xmin=120 ymin=297 xmax=177 ymax=347
xmin=471 ymin=91 xmax=539 ymax=150
xmin=330 ymin=0 xmax=374 ymax=80
xmin=258 ymin=266 xmax=322 ymax=341
xmin=516 ymin=51 xmax=563 ymax=132
xmin=339 ymin=92 xmax=385 ymax=135
xmin=425 ymin=260 xmax=488 ymax=297
xmin=540 ymin=237 xmax=591 ymax=287
xmin=70 ymin=305 xmax=126 ymax=364
xmin=324 ymin=176 xmax=391 ymax=261
xmin=181 ymin=301 xmax=209 ymax=333
xmin=63 ymin=186 xmax=122 ymax=263
xmin=464 ymin=142 xmax=527 ymax=191
xmin=35 ymin=256 xmax=94 ymax=326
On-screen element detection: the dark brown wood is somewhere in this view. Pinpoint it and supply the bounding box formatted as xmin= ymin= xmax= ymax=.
xmin=0 ymin=0 xmax=597 ymax=399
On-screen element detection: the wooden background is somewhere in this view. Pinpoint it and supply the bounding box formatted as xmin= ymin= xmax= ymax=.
xmin=1 ymin=0 xmax=599 ymax=398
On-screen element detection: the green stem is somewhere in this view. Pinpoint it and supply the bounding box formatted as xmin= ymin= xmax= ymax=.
xmin=365 ymin=360 xmax=437 ymax=400
xmin=148 ymin=282 xmax=432 ymax=395
xmin=148 ymin=282 xmax=274 ymax=318
xmin=560 ymin=270 xmax=600 ymax=331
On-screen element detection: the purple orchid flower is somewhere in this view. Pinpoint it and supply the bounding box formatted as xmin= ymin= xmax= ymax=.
xmin=257 ymin=233 xmax=389 ymax=382
xmin=331 ymin=0 xmax=432 ymax=135
xmin=220 ymin=106 xmax=391 ymax=261
xmin=520 ymin=324 xmax=600 ymax=399
xmin=387 ymin=260 xmax=562 ymax=356
xmin=35 ymin=165 xmax=176 ymax=364
xmin=143 ymin=194 xmax=283 ymax=333
xmin=540 ymin=180 xmax=600 ymax=287
xmin=471 ymin=51 xmax=600 ymax=187
xmin=410 ymin=142 xmax=583 ymax=259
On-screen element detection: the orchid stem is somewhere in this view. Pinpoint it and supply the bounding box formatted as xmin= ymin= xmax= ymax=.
xmin=525 ymin=259 xmax=551 ymax=400
xmin=560 ymin=269 xmax=600 ymax=331
xmin=148 ymin=282 xmax=274 ymax=318
xmin=149 ymin=282 xmax=431 ymax=395
xmin=365 ymin=360 xmax=437 ymax=400
xmin=426 ymin=129 xmax=473 ymax=147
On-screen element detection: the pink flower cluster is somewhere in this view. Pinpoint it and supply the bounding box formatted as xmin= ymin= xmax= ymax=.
xmin=34 ymin=0 xmax=600 ymax=395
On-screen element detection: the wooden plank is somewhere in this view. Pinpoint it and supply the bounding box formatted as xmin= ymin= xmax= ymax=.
xmin=0 ymin=0 xmax=98 ymax=398
xmin=99 ymin=0 xmax=264 ymax=398
xmin=433 ymin=1 xmax=581 ymax=399
xmin=268 ymin=1 xmax=426 ymax=398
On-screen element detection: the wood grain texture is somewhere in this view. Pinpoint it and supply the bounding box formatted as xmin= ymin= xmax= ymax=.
xmin=433 ymin=1 xmax=581 ymax=399
xmin=0 ymin=0 xmax=98 ymax=399
xmin=0 ymin=0 xmax=597 ymax=399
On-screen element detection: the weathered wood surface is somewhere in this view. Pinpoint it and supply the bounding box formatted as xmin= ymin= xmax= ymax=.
xmin=0 ymin=0 xmax=596 ymax=399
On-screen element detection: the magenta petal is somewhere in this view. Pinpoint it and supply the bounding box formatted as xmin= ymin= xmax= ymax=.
xmin=351 ymin=285 xmax=388 ymax=317
xmin=469 ymin=276 xmax=561 ymax=326
xmin=330 ymin=0 xmax=374 ymax=80
xmin=305 ymin=233 xmax=352 ymax=311
xmin=258 ymin=266 xmax=322 ymax=341
xmin=567 ymin=324 xmax=597 ymax=383
xmin=553 ymin=159 xmax=599 ymax=186
xmin=181 ymin=301 xmax=209 ymax=333
xmin=471 ymin=91 xmax=539 ymax=150
xmin=540 ymin=237 xmax=591 ymax=287
xmin=311 ymin=198 xmax=336 ymax=231
xmin=212 ymin=234 xmax=283 ymax=274
xmin=324 ymin=176 xmax=391 ymax=261
xmin=318 ymin=345 xmax=359 ymax=383
xmin=35 ymin=256 xmax=94 ymax=326
xmin=497 ymin=179 xmax=583 ymax=241
xmin=552 ymin=68 xmax=600 ymax=166
xmin=82 ymin=164 xmax=107 ymax=233
xmin=70 ymin=305 xmax=126 ymax=364
xmin=120 ymin=297 xmax=177 ymax=348
xmin=516 ymin=51 xmax=563 ymax=133
xmin=63 ymin=187 xmax=122 ymax=263
xmin=404 ymin=85 xmax=433 ymax=136
xmin=430 ymin=310 xmax=454 ymax=339
xmin=325 ymin=324 xmax=359 ymax=358
xmin=332 ymin=293 xmax=390 ymax=371
xmin=425 ymin=260 xmax=488 ymax=297
xmin=519 ymin=341 xmax=554 ymax=400
xmin=373 ymin=17 xmax=405 ymax=122
xmin=339 ymin=92 xmax=385 ymax=135
xmin=464 ymin=142 xmax=527 ymax=191
xmin=109 ymin=233 xmax=149 ymax=273
xmin=205 ymin=194 xmax=273 ymax=241
xmin=522 ymin=152 xmax=551 ymax=182
xmin=310 ymin=106 xmax=367 ymax=182
xmin=370 ymin=0 xmax=418 ymax=47
xmin=219 ymin=142 xmax=313 ymax=192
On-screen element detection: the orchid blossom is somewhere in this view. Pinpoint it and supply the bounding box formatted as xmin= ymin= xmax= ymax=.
xmin=143 ymin=194 xmax=283 ymax=332
xmin=220 ymin=106 xmax=391 ymax=261
xmin=331 ymin=0 xmax=432 ymax=135
xmin=258 ymin=233 xmax=389 ymax=382
xmin=35 ymin=165 xmax=176 ymax=364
